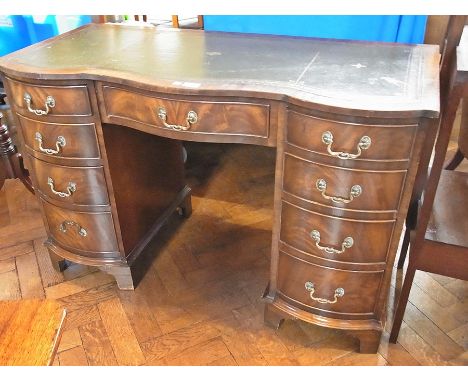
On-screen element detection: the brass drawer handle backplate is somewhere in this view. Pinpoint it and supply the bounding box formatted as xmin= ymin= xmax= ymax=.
xmin=58 ymin=220 xmax=87 ymax=237
xmin=310 ymin=229 xmax=354 ymax=255
xmin=35 ymin=132 xmax=66 ymax=155
xmin=321 ymin=131 xmax=371 ymax=160
xmin=47 ymin=177 xmax=76 ymax=198
xmin=24 ymin=92 xmax=56 ymax=116
xmin=305 ymin=281 xmax=344 ymax=304
xmin=315 ymin=178 xmax=362 ymax=204
xmin=157 ymin=107 xmax=198 ymax=131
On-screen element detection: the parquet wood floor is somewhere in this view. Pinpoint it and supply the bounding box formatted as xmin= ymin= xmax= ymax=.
xmin=0 ymin=138 xmax=467 ymax=366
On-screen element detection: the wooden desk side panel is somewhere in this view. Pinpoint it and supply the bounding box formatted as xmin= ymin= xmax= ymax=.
xmin=100 ymin=122 xmax=186 ymax=257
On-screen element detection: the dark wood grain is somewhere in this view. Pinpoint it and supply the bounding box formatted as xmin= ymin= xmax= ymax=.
xmin=286 ymin=110 xmax=418 ymax=163
xmin=17 ymin=114 xmax=100 ymax=161
xmin=4 ymin=77 xmax=92 ymax=117
xmin=27 ymin=156 xmax=109 ymax=207
xmin=282 ymin=153 xmax=406 ymax=213
xmin=99 ymin=84 xmax=271 ymax=145
xmin=100 ymin=123 xmax=186 ymax=256
xmin=280 ymin=201 xmax=395 ymax=267
xmin=41 ymin=198 xmax=120 ymax=255
xmin=277 ymin=251 xmax=383 ymax=319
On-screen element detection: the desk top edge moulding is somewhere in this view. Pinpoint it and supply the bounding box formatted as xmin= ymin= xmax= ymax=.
xmin=0 ymin=23 xmax=441 ymax=355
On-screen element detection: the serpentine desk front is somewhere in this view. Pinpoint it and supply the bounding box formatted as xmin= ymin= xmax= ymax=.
xmin=0 ymin=24 xmax=440 ymax=353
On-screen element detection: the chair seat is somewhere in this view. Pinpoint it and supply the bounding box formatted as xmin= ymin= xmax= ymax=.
xmin=425 ymin=169 xmax=468 ymax=248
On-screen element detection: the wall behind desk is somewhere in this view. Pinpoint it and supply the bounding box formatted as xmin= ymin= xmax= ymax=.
xmin=203 ymin=15 xmax=427 ymax=44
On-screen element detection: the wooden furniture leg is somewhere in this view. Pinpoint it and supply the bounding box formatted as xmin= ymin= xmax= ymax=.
xmin=99 ymin=265 xmax=134 ymax=290
xmin=177 ymin=192 xmax=192 ymax=218
xmin=100 ymin=192 xmax=192 ymax=290
xmin=263 ymin=303 xmax=287 ymax=330
xmin=48 ymin=249 xmax=68 ymax=272
xmin=390 ymin=263 xmax=417 ymax=342
xmin=444 ymin=148 xmax=464 ymax=170
xmin=348 ymin=330 xmax=383 ymax=354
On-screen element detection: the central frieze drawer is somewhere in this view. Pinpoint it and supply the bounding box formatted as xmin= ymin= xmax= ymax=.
xmin=283 ymin=154 xmax=406 ymax=212
xmin=280 ymin=202 xmax=395 ymax=265
xmin=41 ymin=199 xmax=119 ymax=254
xmin=100 ymin=85 xmax=270 ymax=138
xmin=287 ymin=110 xmax=417 ymax=162
xmin=277 ymin=251 xmax=383 ymax=317
xmin=29 ymin=158 xmax=109 ymax=206
xmin=5 ymin=77 xmax=92 ymax=117
xmin=18 ymin=115 xmax=100 ymax=160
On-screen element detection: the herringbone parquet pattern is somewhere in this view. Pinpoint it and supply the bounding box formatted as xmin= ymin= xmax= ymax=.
xmin=0 ymin=140 xmax=467 ymax=366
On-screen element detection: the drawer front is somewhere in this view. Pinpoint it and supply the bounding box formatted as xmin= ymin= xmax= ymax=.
xmin=29 ymin=158 xmax=109 ymax=206
xmin=280 ymin=202 xmax=394 ymax=264
xmin=277 ymin=251 xmax=383 ymax=316
xmin=287 ymin=110 xmax=417 ymax=162
xmin=42 ymin=200 xmax=119 ymax=253
xmin=18 ymin=115 xmax=100 ymax=160
xmin=101 ymin=85 xmax=270 ymax=138
xmin=283 ymin=154 xmax=406 ymax=212
xmin=6 ymin=78 xmax=92 ymax=117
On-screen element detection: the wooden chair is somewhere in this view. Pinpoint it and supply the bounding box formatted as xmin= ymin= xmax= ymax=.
xmin=390 ymin=23 xmax=468 ymax=342
xmin=172 ymin=15 xmax=204 ymax=29
xmin=94 ymin=15 xmax=203 ymax=29
xmin=0 ymin=96 xmax=34 ymax=193
xmin=444 ymin=98 xmax=468 ymax=170
xmin=397 ymin=16 xmax=467 ymax=269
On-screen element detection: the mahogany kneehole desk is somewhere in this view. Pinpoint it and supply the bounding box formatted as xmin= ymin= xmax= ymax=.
xmin=0 ymin=24 xmax=440 ymax=353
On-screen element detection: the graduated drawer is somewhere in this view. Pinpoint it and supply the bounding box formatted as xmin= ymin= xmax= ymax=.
xmin=18 ymin=115 xmax=100 ymax=160
xmin=41 ymin=199 xmax=119 ymax=254
xmin=287 ymin=110 xmax=417 ymax=162
xmin=277 ymin=251 xmax=383 ymax=317
xmin=280 ymin=201 xmax=395 ymax=265
xmin=100 ymin=85 xmax=270 ymax=139
xmin=5 ymin=78 xmax=92 ymax=117
xmin=283 ymin=154 xmax=406 ymax=212
xmin=28 ymin=157 xmax=109 ymax=206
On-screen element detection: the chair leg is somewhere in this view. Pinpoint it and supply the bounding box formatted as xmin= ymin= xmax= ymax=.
xmin=390 ymin=264 xmax=417 ymax=343
xmin=444 ymin=149 xmax=464 ymax=170
xmin=397 ymin=228 xmax=411 ymax=269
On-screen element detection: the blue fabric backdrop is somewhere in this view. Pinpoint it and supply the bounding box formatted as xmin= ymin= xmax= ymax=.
xmin=203 ymin=16 xmax=427 ymax=44
xmin=0 ymin=15 xmax=92 ymax=56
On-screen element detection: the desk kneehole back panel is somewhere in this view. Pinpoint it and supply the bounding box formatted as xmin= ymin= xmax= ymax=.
xmin=0 ymin=24 xmax=440 ymax=354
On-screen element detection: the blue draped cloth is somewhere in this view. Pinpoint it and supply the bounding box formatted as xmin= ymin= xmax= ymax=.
xmin=203 ymin=16 xmax=427 ymax=44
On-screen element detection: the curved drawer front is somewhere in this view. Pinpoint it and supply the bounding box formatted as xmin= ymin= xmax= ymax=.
xmin=42 ymin=200 xmax=119 ymax=254
xmin=277 ymin=251 xmax=383 ymax=316
xmin=29 ymin=158 xmax=109 ymax=206
xmin=100 ymin=85 xmax=270 ymax=138
xmin=5 ymin=78 xmax=92 ymax=117
xmin=280 ymin=202 xmax=394 ymax=265
xmin=283 ymin=154 xmax=406 ymax=212
xmin=287 ymin=110 xmax=417 ymax=162
xmin=19 ymin=115 xmax=100 ymax=160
